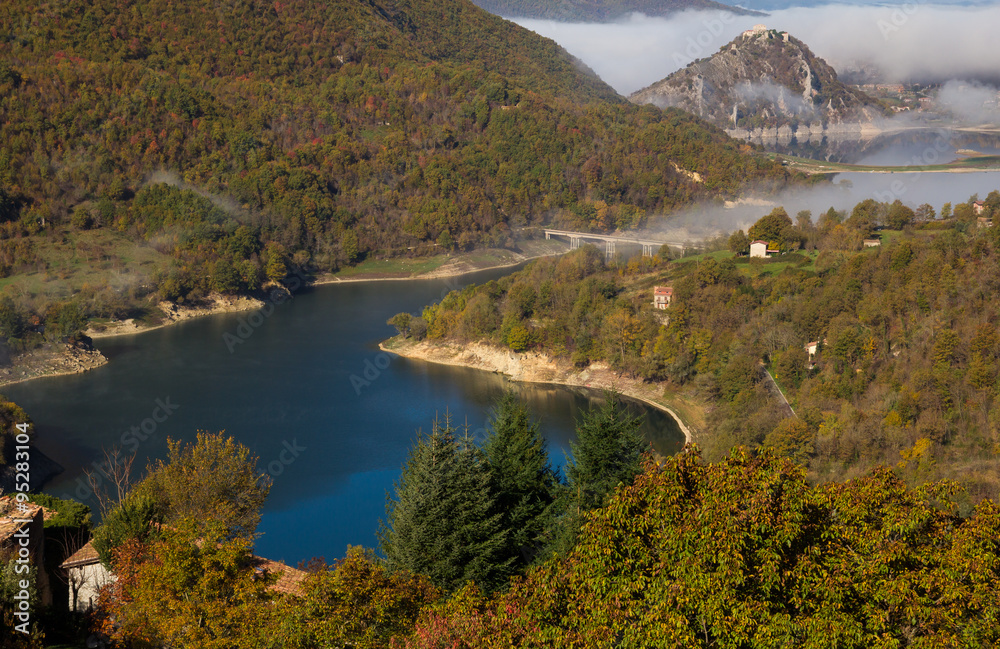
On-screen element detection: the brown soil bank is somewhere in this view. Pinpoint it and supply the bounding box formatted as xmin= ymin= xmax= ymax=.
xmin=380 ymin=338 xmax=700 ymax=443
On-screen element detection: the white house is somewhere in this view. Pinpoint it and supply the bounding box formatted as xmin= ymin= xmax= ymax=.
xmin=60 ymin=540 xmax=113 ymax=612
xmin=653 ymin=286 xmax=673 ymax=309
xmin=749 ymin=240 xmax=781 ymax=258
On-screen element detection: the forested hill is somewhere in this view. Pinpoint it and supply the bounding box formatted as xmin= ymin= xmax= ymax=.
xmin=0 ymin=0 xmax=795 ymax=322
xmin=472 ymin=0 xmax=763 ymax=20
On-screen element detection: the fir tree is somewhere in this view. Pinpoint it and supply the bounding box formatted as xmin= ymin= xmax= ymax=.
xmin=380 ymin=416 xmax=511 ymax=593
xmin=544 ymin=391 xmax=647 ymax=556
xmin=482 ymin=391 xmax=556 ymax=576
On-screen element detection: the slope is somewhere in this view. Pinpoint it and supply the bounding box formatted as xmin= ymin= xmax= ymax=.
xmin=0 ymin=0 xmax=793 ymax=322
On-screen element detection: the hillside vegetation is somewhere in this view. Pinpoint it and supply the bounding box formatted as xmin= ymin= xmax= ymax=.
xmin=395 ymin=196 xmax=1000 ymax=501
xmin=0 ymin=0 xmax=796 ymax=361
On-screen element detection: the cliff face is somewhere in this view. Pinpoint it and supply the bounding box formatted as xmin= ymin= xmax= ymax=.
xmin=630 ymin=27 xmax=889 ymax=134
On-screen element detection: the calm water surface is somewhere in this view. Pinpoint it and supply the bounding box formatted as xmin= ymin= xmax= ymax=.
xmin=6 ymin=267 xmax=684 ymax=565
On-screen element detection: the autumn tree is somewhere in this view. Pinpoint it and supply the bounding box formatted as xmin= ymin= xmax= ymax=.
xmin=139 ymin=431 xmax=271 ymax=541
xmin=747 ymin=207 xmax=793 ymax=249
xmin=98 ymin=523 xmax=283 ymax=649
xmin=277 ymin=547 xmax=439 ymax=648
xmin=398 ymin=448 xmax=1000 ymax=648
xmin=728 ymin=229 xmax=749 ymax=255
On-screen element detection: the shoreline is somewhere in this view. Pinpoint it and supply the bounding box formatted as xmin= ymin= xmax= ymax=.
xmin=0 ymin=342 xmax=109 ymax=389
xmin=2 ymin=249 xmax=564 ymax=387
xmin=380 ymin=338 xmax=695 ymax=444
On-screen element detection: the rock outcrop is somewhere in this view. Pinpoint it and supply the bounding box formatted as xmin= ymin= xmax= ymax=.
xmin=630 ymin=26 xmax=889 ymax=136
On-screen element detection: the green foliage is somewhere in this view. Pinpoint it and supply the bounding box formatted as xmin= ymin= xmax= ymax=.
xmin=0 ymin=550 xmax=43 ymax=645
xmin=549 ymin=391 xmax=647 ymax=554
xmin=0 ymin=394 xmax=32 ymax=465
xmin=0 ymin=0 xmax=793 ymax=314
xmin=98 ymin=523 xmax=281 ymax=648
xmin=728 ymin=229 xmax=749 ymax=255
xmin=482 ymin=392 xmax=557 ymax=573
xmin=27 ymin=493 xmax=91 ymax=530
xmin=91 ymin=492 xmax=160 ymax=568
xmin=281 ymin=547 xmax=440 ymax=648
xmin=140 ymin=431 xmax=271 ymax=541
xmin=380 ymin=416 xmax=512 ymax=593
xmin=388 ymin=312 xmax=414 ymax=338
xmin=398 ymin=449 xmax=1000 ymax=648
xmin=414 ymin=203 xmax=1000 ymax=497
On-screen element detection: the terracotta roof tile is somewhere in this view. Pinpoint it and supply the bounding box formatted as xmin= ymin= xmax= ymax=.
xmin=61 ymin=539 xmax=101 ymax=569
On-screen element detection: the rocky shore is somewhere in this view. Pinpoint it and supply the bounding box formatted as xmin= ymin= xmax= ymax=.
xmin=86 ymin=293 xmax=266 ymax=339
xmin=380 ymin=338 xmax=697 ymax=443
xmin=0 ymin=341 xmax=109 ymax=388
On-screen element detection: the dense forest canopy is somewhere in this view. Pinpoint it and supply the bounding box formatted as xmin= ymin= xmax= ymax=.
xmin=0 ymin=0 xmax=795 ymax=352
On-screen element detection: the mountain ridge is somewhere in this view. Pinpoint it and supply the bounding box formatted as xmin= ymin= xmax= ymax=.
xmin=629 ymin=26 xmax=889 ymax=134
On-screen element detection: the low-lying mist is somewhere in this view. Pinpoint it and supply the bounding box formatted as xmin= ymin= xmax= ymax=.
xmin=514 ymin=4 xmax=1000 ymax=95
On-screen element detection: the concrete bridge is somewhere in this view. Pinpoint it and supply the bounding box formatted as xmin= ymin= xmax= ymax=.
xmin=542 ymin=229 xmax=686 ymax=260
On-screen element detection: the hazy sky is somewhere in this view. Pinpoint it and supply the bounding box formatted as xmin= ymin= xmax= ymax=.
xmin=514 ymin=4 xmax=1000 ymax=95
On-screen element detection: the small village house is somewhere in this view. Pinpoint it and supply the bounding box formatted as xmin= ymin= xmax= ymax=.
xmin=863 ymin=238 xmax=881 ymax=247
xmin=973 ymin=200 xmax=986 ymax=215
xmin=653 ymin=286 xmax=673 ymax=309
xmin=749 ymin=241 xmax=779 ymax=258
xmin=60 ymin=539 xmax=112 ymax=612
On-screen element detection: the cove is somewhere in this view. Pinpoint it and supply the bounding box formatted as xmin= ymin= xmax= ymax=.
xmin=5 ymin=264 xmax=685 ymax=565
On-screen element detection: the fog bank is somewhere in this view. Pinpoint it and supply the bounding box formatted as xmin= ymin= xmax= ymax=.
xmin=515 ymin=5 xmax=1000 ymax=95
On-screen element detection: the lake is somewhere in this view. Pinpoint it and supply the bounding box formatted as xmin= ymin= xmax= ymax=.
xmin=5 ymin=266 xmax=685 ymax=565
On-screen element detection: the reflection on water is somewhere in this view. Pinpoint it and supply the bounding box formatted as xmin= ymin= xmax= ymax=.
xmin=767 ymin=127 xmax=1000 ymax=165
xmin=4 ymin=267 xmax=683 ymax=564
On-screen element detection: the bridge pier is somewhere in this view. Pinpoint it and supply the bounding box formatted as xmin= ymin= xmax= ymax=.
xmin=642 ymin=243 xmax=653 ymax=257
xmin=570 ymin=237 xmax=581 ymax=250
xmin=545 ymin=231 xmax=550 ymax=240
xmin=605 ymin=240 xmax=615 ymax=261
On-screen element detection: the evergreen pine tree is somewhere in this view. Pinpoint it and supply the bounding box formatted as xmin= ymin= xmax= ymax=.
xmin=544 ymin=391 xmax=647 ymax=556
xmin=380 ymin=415 xmax=511 ymax=593
xmin=482 ymin=391 xmax=556 ymax=576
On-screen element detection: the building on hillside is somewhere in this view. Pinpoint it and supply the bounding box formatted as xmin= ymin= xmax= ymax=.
xmin=863 ymin=238 xmax=881 ymax=247
xmin=0 ymin=496 xmax=53 ymax=606
xmin=804 ymin=339 xmax=826 ymax=369
xmin=749 ymin=241 xmax=779 ymax=258
xmin=59 ymin=538 xmax=309 ymax=612
xmin=743 ymin=24 xmax=768 ymax=38
xmin=978 ymin=216 xmax=993 ymax=228
xmin=653 ymin=286 xmax=673 ymax=309
xmin=973 ymin=200 xmax=986 ymax=215
xmin=60 ymin=540 xmax=112 ymax=613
